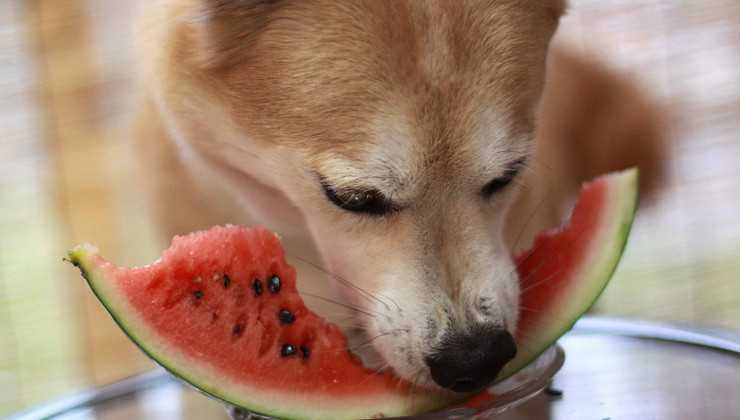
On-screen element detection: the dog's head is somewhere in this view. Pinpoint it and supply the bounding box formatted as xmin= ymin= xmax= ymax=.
xmin=149 ymin=0 xmax=564 ymax=392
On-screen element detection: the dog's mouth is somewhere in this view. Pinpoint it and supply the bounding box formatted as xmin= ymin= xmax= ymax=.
xmin=336 ymin=313 xmax=432 ymax=390
xmin=339 ymin=315 xmax=444 ymax=393
xmin=344 ymin=327 xmax=392 ymax=370
xmin=335 ymin=296 xmax=519 ymax=394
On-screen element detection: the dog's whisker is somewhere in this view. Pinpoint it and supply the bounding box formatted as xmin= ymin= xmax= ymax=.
xmin=341 ymin=329 xmax=408 ymax=356
xmin=346 ymin=331 xmax=396 ymax=352
xmin=300 ymin=291 xmax=378 ymax=318
xmin=511 ymin=194 xmax=550 ymax=252
xmin=321 ymin=315 xmax=369 ymax=331
xmin=376 ymin=292 xmax=402 ymax=313
xmin=504 ymin=246 xmax=537 ymax=282
xmin=371 ymin=361 xmax=391 ymax=375
xmin=331 ymin=274 xmax=397 ymax=313
xmin=409 ymin=367 xmax=427 ymax=410
xmin=328 ymin=323 xmax=369 ymax=332
xmin=511 ymin=193 xmax=593 ymax=275
xmin=518 ymin=157 xmax=565 ymax=195
xmin=354 ymin=359 xmax=396 ymax=388
xmin=413 ymin=368 xmax=424 ymax=392
xmin=517 ymin=217 xmax=592 ymax=296
xmin=392 ymin=364 xmax=412 ymax=395
xmin=517 ymin=255 xmax=549 ymax=281
xmin=523 ymin=155 xmax=556 ymax=175
xmin=516 ymin=259 xmax=558 ymax=296
xmin=511 ymin=242 xmax=542 ymax=274
xmin=291 ymin=254 xmax=395 ymax=313
xmin=332 ymin=314 xmax=369 ymax=325
xmin=519 ymin=266 xmax=564 ymax=295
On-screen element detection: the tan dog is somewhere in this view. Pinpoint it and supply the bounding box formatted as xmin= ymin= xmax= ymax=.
xmin=133 ymin=0 xmax=664 ymax=392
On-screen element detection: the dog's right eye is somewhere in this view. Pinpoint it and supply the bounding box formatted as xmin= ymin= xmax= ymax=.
xmin=481 ymin=158 xmax=526 ymax=198
xmin=320 ymin=181 xmax=398 ymax=216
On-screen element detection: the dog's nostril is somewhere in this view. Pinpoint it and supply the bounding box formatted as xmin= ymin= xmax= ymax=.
xmin=425 ymin=327 xmax=517 ymax=393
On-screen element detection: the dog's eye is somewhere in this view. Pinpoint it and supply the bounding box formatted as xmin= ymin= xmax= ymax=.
xmin=481 ymin=175 xmax=516 ymax=196
xmin=321 ymin=182 xmax=397 ymax=216
xmin=481 ymin=159 xmax=526 ymax=197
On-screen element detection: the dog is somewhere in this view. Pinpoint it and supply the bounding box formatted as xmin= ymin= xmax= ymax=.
xmin=133 ymin=0 xmax=665 ymax=393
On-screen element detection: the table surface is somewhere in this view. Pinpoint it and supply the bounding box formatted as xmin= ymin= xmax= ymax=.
xmin=10 ymin=322 xmax=740 ymax=420
xmin=2 ymin=0 xmax=740 ymax=416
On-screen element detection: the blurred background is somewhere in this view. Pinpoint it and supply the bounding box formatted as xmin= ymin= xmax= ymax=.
xmin=1 ymin=0 xmax=739 ymax=417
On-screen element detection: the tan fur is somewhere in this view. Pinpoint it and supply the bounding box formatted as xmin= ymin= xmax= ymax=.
xmin=133 ymin=0 xmax=665 ymax=389
xmin=506 ymin=45 xmax=667 ymax=251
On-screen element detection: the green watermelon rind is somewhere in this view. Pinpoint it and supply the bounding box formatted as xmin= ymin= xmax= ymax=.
xmin=496 ymin=168 xmax=639 ymax=382
xmin=68 ymin=246 xmax=446 ymax=420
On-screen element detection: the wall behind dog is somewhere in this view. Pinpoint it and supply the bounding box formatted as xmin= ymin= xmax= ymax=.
xmin=0 ymin=0 xmax=739 ymax=416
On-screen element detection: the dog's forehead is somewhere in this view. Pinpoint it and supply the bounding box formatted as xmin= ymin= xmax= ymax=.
xmin=304 ymin=2 xmax=549 ymax=172
xmin=316 ymin=105 xmax=529 ymax=198
xmin=404 ymin=1 xmax=549 ymax=83
xmin=313 ymin=105 xmax=417 ymax=193
xmin=216 ymin=0 xmax=556 ymax=181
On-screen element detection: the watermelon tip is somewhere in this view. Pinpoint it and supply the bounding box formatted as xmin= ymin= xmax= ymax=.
xmin=66 ymin=244 xmax=99 ymax=278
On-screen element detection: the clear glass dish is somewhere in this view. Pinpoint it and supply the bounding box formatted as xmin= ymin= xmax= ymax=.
xmin=11 ymin=316 xmax=740 ymax=420
xmin=228 ymin=344 xmax=565 ymax=420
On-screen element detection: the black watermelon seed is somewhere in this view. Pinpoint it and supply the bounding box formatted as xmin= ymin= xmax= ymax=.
xmin=232 ymin=323 xmax=245 ymax=337
xmin=268 ymin=275 xmax=281 ymax=294
xmin=223 ymin=274 xmax=231 ymax=289
xmin=278 ymin=309 xmax=295 ymax=324
xmin=193 ymin=290 xmax=204 ymax=300
xmin=300 ymin=345 xmax=310 ymax=359
xmin=281 ymin=344 xmax=297 ymax=357
xmin=252 ymin=279 xmax=263 ymax=296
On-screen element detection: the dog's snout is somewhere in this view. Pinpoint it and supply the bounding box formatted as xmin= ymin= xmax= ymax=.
xmin=425 ymin=327 xmax=517 ymax=393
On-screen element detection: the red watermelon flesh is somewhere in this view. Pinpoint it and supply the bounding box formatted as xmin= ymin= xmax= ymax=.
xmin=69 ymin=227 xmax=447 ymax=419
xmin=67 ymin=169 xmax=638 ymax=419
xmin=507 ymin=167 xmax=638 ymax=378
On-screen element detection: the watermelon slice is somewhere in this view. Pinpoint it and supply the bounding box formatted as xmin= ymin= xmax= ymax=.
xmin=69 ymin=227 xmax=446 ymax=419
xmin=502 ymin=167 xmax=639 ymax=380
xmin=67 ymin=169 xmax=638 ymax=419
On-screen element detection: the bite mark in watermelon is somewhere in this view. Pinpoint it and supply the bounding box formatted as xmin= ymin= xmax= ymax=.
xmin=503 ymin=167 xmax=639 ymax=380
xmin=67 ymin=169 xmax=638 ymax=419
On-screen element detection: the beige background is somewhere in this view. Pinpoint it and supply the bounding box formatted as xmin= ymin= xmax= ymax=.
xmin=1 ymin=0 xmax=739 ymax=416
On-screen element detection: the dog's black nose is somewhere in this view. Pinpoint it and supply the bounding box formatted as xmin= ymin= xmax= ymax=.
xmin=425 ymin=327 xmax=517 ymax=392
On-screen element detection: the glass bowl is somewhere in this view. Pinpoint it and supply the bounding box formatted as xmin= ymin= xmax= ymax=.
xmin=228 ymin=344 xmax=565 ymax=420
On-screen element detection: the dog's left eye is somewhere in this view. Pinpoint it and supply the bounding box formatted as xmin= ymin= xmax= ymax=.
xmin=321 ymin=182 xmax=397 ymax=216
xmin=481 ymin=159 xmax=525 ymax=197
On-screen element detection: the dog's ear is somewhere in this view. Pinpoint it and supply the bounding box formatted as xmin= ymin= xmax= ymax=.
xmin=191 ymin=0 xmax=284 ymax=69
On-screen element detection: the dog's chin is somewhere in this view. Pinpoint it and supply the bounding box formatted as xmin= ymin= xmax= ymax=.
xmin=343 ymin=326 xmax=443 ymax=393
